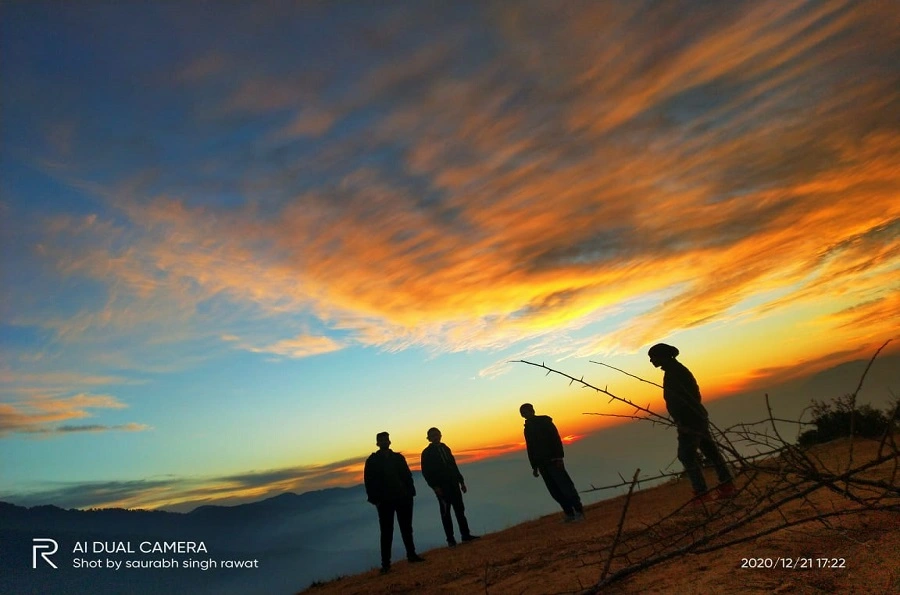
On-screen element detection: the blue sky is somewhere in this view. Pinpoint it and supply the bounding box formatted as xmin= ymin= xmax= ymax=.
xmin=1 ymin=0 xmax=898 ymax=510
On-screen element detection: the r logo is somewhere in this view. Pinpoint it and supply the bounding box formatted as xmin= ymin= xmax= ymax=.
xmin=32 ymin=538 xmax=58 ymax=569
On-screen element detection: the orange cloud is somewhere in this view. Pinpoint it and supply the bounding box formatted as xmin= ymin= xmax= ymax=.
xmin=0 ymin=393 xmax=148 ymax=437
xmin=223 ymin=333 xmax=344 ymax=359
xmin=19 ymin=0 xmax=899 ymax=375
xmin=412 ymin=442 xmax=526 ymax=468
xmin=271 ymin=108 xmax=337 ymax=139
xmin=0 ymin=370 xmax=126 ymax=396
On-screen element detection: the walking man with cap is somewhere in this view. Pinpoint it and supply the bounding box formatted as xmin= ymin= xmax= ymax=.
xmin=364 ymin=431 xmax=425 ymax=574
xmin=648 ymin=343 xmax=735 ymax=503
xmin=420 ymin=427 xmax=480 ymax=547
xmin=519 ymin=403 xmax=585 ymax=522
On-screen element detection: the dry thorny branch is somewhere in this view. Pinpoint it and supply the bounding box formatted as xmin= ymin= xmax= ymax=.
xmin=514 ymin=340 xmax=898 ymax=592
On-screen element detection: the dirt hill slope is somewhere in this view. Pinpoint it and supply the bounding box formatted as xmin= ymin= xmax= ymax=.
xmin=301 ymin=438 xmax=899 ymax=594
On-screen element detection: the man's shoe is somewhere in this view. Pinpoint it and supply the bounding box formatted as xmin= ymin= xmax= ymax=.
xmin=571 ymin=512 xmax=585 ymax=522
xmin=407 ymin=554 xmax=425 ymax=563
xmin=461 ymin=534 xmax=480 ymax=542
xmin=380 ymin=565 xmax=391 ymax=575
xmin=563 ymin=513 xmax=578 ymax=523
xmin=716 ymin=482 xmax=737 ymax=499
xmin=447 ymin=539 xmax=457 ymax=547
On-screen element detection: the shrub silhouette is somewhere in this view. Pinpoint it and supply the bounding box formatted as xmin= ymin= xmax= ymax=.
xmin=797 ymin=394 xmax=897 ymax=447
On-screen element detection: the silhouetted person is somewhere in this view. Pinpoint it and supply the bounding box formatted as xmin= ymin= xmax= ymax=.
xmin=648 ymin=343 xmax=735 ymax=502
xmin=420 ymin=427 xmax=480 ymax=547
xmin=364 ymin=431 xmax=425 ymax=573
xmin=519 ymin=403 xmax=585 ymax=521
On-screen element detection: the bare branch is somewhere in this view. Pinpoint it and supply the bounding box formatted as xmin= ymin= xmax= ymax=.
xmin=515 ymin=360 xmax=671 ymax=425
xmin=590 ymin=360 xmax=663 ymax=388
xmin=599 ymin=468 xmax=641 ymax=584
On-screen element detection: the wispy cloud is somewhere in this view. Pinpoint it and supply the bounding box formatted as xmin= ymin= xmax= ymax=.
xmin=0 ymin=393 xmax=148 ymax=437
xmin=222 ymin=333 xmax=344 ymax=359
xmin=1 ymin=455 xmax=371 ymax=511
xmin=35 ymin=422 xmax=152 ymax=435
xmin=3 ymin=0 xmax=898 ymax=424
xmin=0 ymin=370 xmax=126 ymax=396
xmin=445 ymin=441 xmax=525 ymax=466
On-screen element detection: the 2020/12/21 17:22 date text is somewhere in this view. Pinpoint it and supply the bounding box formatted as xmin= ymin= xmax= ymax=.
xmin=740 ymin=557 xmax=846 ymax=569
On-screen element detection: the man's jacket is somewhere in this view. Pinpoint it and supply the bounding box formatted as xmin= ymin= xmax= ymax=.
xmin=420 ymin=442 xmax=464 ymax=488
xmin=523 ymin=415 xmax=565 ymax=469
xmin=364 ymin=449 xmax=416 ymax=505
xmin=663 ymin=360 xmax=710 ymax=426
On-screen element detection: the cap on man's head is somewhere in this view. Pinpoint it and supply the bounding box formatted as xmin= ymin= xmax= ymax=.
xmin=648 ymin=343 xmax=679 ymax=359
xmin=519 ymin=403 xmax=535 ymax=416
xmin=376 ymin=431 xmax=390 ymax=441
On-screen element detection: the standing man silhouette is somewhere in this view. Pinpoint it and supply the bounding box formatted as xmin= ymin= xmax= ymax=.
xmin=364 ymin=431 xmax=425 ymax=574
xmin=648 ymin=343 xmax=735 ymax=502
xmin=520 ymin=403 xmax=585 ymax=522
xmin=420 ymin=427 xmax=480 ymax=547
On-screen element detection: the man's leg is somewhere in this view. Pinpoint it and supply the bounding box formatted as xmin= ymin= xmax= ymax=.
xmin=396 ymin=497 xmax=421 ymax=561
xmin=557 ymin=464 xmax=584 ymax=515
xmin=696 ymin=426 xmax=732 ymax=484
xmin=677 ymin=426 xmax=707 ymax=494
xmin=435 ymin=490 xmax=456 ymax=544
xmin=444 ymin=483 xmax=473 ymax=539
xmin=544 ymin=463 xmax=582 ymax=515
xmin=540 ymin=465 xmax=574 ymax=515
xmin=376 ymin=503 xmax=395 ymax=570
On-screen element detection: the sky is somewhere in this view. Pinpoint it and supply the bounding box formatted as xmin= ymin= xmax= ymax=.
xmin=1 ymin=0 xmax=898 ymax=512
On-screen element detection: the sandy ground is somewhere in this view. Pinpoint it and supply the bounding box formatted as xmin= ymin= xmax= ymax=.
xmin=300 ymin=438 xmax=899 ymax=594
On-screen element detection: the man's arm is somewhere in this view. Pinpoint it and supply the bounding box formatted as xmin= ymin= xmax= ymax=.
xmin=363 ymin=456 xmax=378 ymax=505
xmin=524 ymin=425 xmax=539 ymax=476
